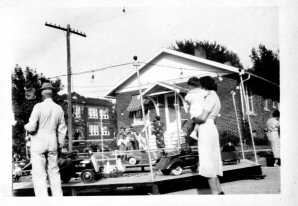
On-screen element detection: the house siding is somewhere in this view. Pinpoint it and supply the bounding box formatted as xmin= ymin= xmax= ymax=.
xmin=248 ymin=95 xmax=276 ymax=139
xmin=116 ymin=90 xmax=140 ymax=129
xmin=216 ymin=75 xmax=243 ymax=138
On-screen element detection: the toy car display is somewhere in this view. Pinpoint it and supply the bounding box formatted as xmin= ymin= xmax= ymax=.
xmin=155 ymin=143 xmax=199 ymax=176
xmin=221 ymin=142 xmax=240 ymax=164
xmin=58 ymin=150 xmax=102 ymax=183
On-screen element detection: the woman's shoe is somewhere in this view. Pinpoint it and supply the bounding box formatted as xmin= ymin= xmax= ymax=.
xmin=218 ymin=191 xmax=225 ymax=195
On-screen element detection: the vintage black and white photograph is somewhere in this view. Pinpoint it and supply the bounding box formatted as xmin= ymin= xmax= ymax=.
xmin=1 ymin=0 xmax=298 ymax=205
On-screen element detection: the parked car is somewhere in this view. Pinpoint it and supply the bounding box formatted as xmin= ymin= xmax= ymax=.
xmin=72 ymin=140 xmax=111 ymax=153
xmin=72 ymin=140 xmax=91 ymax=153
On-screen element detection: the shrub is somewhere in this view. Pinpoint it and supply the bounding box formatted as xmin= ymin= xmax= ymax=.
xmin=219 ymin=131 xmax=240 ymax=146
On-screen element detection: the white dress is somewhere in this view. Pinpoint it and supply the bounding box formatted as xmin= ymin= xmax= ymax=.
xmin=198 ymin=90 xmax=223 ymax=178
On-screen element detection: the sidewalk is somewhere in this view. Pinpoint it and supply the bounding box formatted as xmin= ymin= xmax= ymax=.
xmin=164 ymin=166 xmax=280 ymax=195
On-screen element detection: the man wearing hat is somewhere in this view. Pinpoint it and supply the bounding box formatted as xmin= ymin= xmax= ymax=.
xmin=25 ymin=82 xmax=67 ymax=196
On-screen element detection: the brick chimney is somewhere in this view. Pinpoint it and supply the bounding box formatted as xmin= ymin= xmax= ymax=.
xmin=194 ymin=47 xmax=206 ymax=59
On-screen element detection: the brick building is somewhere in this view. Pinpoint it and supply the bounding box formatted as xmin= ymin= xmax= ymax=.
xmin=60 ymin=92 xmax=116 ymax=147
xmin=105 ymin=49 xmax=279 ymax=149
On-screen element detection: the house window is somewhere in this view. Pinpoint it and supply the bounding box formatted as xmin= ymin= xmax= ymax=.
xmin=272 ymin=101 xmax=278 ymax=109
xmin=89 ymin=125 xmax=99 ymax=136
xmin=100 ymin=108 xmax=109 ymax=119
xmin=245 ymin=93 xmax=255 ymax=115
xmin=74 ymin=105 xmax=81 ymax=118
xmin=88 ymin=107 xmax=98 ymax=119
xmin=101 ymin=126 xmax=110 ymax=136
xmin=132 ymin=110 xmax=143 ymax=125
xmin=244 ymin=86 xmax=255 ymax=115
xmin=264 ymin=99 xmax=269 ymax=111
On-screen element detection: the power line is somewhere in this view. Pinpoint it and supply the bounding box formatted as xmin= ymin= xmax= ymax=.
xmin=48 ymin=60 xmax=279 ymax=88
xmin=48 ymin=62 xmax=133 ymax=79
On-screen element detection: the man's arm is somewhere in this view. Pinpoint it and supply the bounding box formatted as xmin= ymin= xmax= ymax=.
xmin=57 ymin=110 xmax=67 ymax=148
xmin=24 ymin=104 xmax=39 ymax=133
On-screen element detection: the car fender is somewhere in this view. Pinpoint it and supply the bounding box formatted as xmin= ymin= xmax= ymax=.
xmin=165 ymin=159 xmax=184 ymax=170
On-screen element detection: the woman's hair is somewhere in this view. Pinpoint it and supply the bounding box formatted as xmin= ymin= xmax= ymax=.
xmin=198 ymin=76 xmax=217 ymax=91
xmin=187 ymin=77 xmax=200 ymax=87
xmin=272 ymin=110 xmax=280 ymax=118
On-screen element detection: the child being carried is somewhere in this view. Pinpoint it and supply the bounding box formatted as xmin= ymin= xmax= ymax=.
xmin=185 ymin=77 xmax=209 ymax=140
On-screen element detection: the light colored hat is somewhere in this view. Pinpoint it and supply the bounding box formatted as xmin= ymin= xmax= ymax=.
xmin=40 ymin=82 xmax=54 ymax=91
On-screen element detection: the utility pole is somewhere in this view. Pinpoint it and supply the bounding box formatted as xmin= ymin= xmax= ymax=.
xmin=45 ymin=22 xmax=86 ymax=151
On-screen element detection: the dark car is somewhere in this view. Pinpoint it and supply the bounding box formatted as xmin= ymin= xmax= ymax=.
xmin=72 ymin=140 xmax=91 ymax=153
xmin=221 ymin=142 xmax=240 ymax=164
xmin=72 ymin=141 xmax=110 ymax=153
xmin=155 ymin=143 xmax=199 ymax=176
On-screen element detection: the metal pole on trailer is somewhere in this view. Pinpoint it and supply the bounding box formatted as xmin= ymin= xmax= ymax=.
xmin=133 ymin=56 xmax=155 ymax=181
xmin=239 ymin=72 xmax=258 ymax=164
xmin=174 ymin=89 xmax=181 ymax=147
xmin=100 ymin=110 xmax=104 ymax=162
xmin=231 ymin=90 xmax=245 ymax=159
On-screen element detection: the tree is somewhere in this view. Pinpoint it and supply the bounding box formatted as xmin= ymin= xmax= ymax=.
xmin=170 ymin=40 xmax=243 ymax=68
xmin=11 ymin=65 xmax=63 ymax=156
xmin=248 ymin=44 xmax=279 ymax=100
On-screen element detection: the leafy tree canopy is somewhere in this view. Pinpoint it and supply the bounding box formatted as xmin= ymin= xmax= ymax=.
xmin=248 ymin=44 xmax=279 ymax=100
xmin=11 ymin=65 xmax=63 ymax=155
xmin=170 ymin=40 xmax=243 ymax=69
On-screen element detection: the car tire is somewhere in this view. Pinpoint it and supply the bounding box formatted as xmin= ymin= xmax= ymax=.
xmin=60 ymin=174 xmax=72 ymax=183
xmin=171 ymin=164 xmax=183 ymax=176
xmin=81 ymin=169 xmax=95 ymax=183
xmin=161 ymin=169 xmax=171 ymax=175
xmin=128 ymin=157 xmax=139 ymax=165
xmin=190 ymin=165 xmax=198 ymax=172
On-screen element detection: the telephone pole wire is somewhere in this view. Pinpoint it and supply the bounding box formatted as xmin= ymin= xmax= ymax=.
xmin=45 ymin=22 xmax=86 ymax=151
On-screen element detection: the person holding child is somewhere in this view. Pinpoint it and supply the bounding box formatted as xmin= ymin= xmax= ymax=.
xmin=185 ymin=76 xmax=209 ymax=140
xmin=192 ymin=76 xmax=224 ymax=195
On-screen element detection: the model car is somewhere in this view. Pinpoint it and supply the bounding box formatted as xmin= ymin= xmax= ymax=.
xmin=58 ymin=150 xmax=102 ymax=183
xmin=155 ymin=143 xmax=199 ymax=176
xmin=221 ymin=142 xmax=240 ymax=164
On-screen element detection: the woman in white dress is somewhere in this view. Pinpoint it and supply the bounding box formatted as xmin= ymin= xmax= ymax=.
xmin=192 ymin=76 xmax=224 ymax=195
xmin=266 ymin=110 xmax=280 ymax=166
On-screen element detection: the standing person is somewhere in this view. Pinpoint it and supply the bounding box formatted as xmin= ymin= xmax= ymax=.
xmin=116 ymin=127 xmax=126 ymax=142
xmin=185 ymin=76 xmax=209 ymax=140
xmin=266 ymin=110 xmax=280 ymax=166
xmin=24 ymin=82 xmax=67 ymax=196
xmin=117 ymin=134 xmax=127 ymax=151
xmin=192 ymin=76 xmax=224 ymax=195
xmin=116 ymin=127 xmax=127 ymax=151
xmin=129 ymin=126 xmax=139 ymax=150
xmin=137 ymin=132 xmax=147 ymax=150
xmin=151 ymin=116 xmax=166 ymax=156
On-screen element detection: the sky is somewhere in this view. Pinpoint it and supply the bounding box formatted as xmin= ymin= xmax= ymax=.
xmin=10 ymin=2 xmax=279 ymax=98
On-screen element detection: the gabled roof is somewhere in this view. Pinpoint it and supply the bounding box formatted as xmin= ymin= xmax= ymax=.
xmin=142 ymin=82 xmax=190 ymax=97
xmin=105 ymin=48 xmax=239 ymax=97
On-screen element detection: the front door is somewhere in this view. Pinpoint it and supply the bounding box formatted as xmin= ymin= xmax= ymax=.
xmin=165 ymin=94 xmax=181 ymax=134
